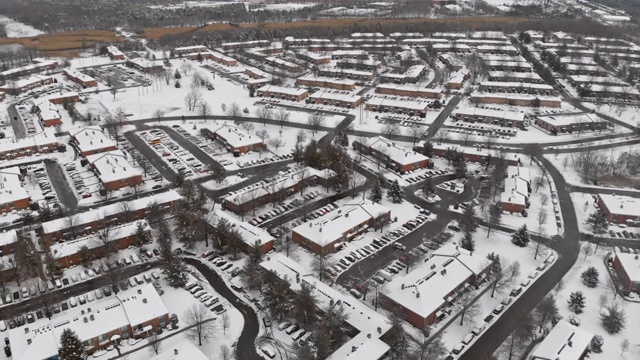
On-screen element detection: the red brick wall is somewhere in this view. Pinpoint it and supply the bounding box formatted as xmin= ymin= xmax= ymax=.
xmin=501 ymin=201 xmax=524 ymax=214
xmin=103 ymin=175 xmax=144 ymax=191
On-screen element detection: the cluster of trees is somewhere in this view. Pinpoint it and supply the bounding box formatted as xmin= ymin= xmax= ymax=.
xmin=293 ymin=134 xmax=356 ymax=193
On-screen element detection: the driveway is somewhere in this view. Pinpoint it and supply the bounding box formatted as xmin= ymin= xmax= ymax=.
xmin=44 ymin=159 xmax=78 ymax=210
xmin=184 ymin=258 xmax=261 ymax=360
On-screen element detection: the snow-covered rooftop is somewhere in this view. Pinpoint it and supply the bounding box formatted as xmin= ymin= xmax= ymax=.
xmin=297 ymin=76 xmax=356 ymax=86
xmin=309 ymin=90 xmax=362 ymax=103
xmin=292 ymin=201 xmax=390 ymax=247
xmin=118 ymin=283 xmax=168 ymax=327
xmin=86 ymin=150 xmax=142 ymax=184
xmin=480 ymin=81 xmax=554 ymax=91
xmin=63 ymin=68 xmax=95 ymax=83
xmin=615 ymin=250 xmax=640 ymax=283
xmin=50 ymin=221 xmax=145 ymax=258
xmin=455 ymin=107 xmax=525 ymax=121
xmin=150 ymin=340 xmax=209 ymax=360
xmin=0 ymin=60 xmax=57 ymax=77
xmin=598 ymin=194 xmax=640 ymax=217
xmin=530 ymin=320 xmax=592 ymax=360
xmin=257 ymin=85 xmax=307 ymax=96
xmin=41 ymin=190 xmax=182 ymax=234
xmin=365 ymin=136 xmax=428 ymax=166
xmin=366 ymin=96 xmax=430 ymax=111
xmin=376 ymin=84 xmax=441 ymax=96
xmin=0 ymin=132 xmax=58 ymax=153
xmin=1 ymin=74 xmax=52 ymax=90
xmin=211 ymin=123 xmax=263 ymax=148
xmin=34 ymin=99 xmax=60 ymax=122
xmin=0 ymin=167 xmax=29 ymax=205
xmin=213 ymin=210 xmax=275 ymax=248
xmin=71 ymin=126 xmax=116 ymax=154
xmin=385 ymin=244 xmax=490 ymax=319
xmin=537 ymin=113 xmax=604 ymax=126
xmin=0 ymin=229 xmax=17 ymax=247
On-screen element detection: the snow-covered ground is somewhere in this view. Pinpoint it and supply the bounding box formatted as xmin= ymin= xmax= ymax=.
xmin=570 ymin=192 xmax=640 ymax=239
xmin=0 ymin=15 xmax=44 ymax=37
xmin=436 ymin=228 xmax=555 ymax=357
xmin=548 ymin=248 xmax=640 ymax=360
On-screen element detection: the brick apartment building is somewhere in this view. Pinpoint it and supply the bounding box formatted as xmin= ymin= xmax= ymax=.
xmin=0 ymin=59 xmax=58 ymax=80
xmin=201 ymin=124 xmax=264 ymax=154
xmin=296 ymin=76 xmax=357 ymax=91
xmin=86 ymin=150 xmax=143 ymax=191
xmin=107 ymin=46 xmax=125 ymax=60
xmin=317 ymin=68 xmax=375 ymax=82
xmin=612 ymin=251 xmax=640 ymax=294
xmin=597 ymin=194 xmax=640 ymax=224
xmin=292 ymin=201 xmax=391 ymax=254
xmin=33 ymin=99 xmax=62 ymax=127
xmin=0 ymin=74 xmax=54 ymax=95
xmin=470 ymin=94 xmax=562 ymax=108
xmin=354 ymin=136 xmax=429 ymax=172
xmin=0 ymin=132 xmax=59 ymax=160
xmin=257 ymin=85 xmax=309 ymax=101
xmin=63 ymin=68 xmax=98 ymax=88
xmin=307 ymin=91 xmax=363 ymax=108
xmin=535 ymin=114 xmax=609 ymax=135
xmin=70 ymin=127 xmax=118 ymax=157
xmin=375 ymin=84 xmax=441 ymax=99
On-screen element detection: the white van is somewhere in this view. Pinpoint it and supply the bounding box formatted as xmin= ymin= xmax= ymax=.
xmin=69 ymin=297 xmax=77 ymax=307
xmin=377 ymin=270 xmax=393 ymax=282
xmin=452 ymin=343 xmax=465 ymax=355
xmin=261 ymin=347 xmax=276 ymax=359
xmin=462 ymin=333 xmax=475 ymax=345
xmin=299 ymin=332 xmax=312 ymax=345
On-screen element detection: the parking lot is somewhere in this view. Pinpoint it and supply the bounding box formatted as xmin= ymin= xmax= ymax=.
xmin=136 ymin=129 xmax=208 ymax=179
xmin=84 ymin=64 xmax=152 ymax=88
xmin=61 ymin=160 xmax=102 ymax=200
xmin=28 ymin=163 xmax=62 ymax=210
xmin=15 ymin=104 xmax=42 ymax=137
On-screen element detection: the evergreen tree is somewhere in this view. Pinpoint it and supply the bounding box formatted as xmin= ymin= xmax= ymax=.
xmin=58 ymin=329 xmax=85 ymax=360
xmin=387 ymin=180 xmax=403 ymax=203
xmin=581 ymin=267 xmax=600 ymax=288
xmin=586 ymin=211 xmax=609 ymax=236
xmin=567 ymin=291 xmax=586 ymax=314
xmin=600 ymin=303 xmax=626 ymax=334
xmin=421 ymin=141 xmax=434 ymax=157
xmin=511 ymin=225 xmax=530 ymax=247
xmin=134 ymin=222 xmax=151 ymax=249
xmin=460 ymin=231 xmax=475 ymax=252
xmin=421 ymin=178 xmax=435 ymax=197
xmin=455 ymin=157 xmax=467 ymax=179
xmin=460 ymin=204 xmax=477 ymax=233
xmin=369 ymin=177 xmax=382 ymax=203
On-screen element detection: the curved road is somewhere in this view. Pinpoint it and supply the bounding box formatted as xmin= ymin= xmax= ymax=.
xmin=184 ymin=258 xmax=261 ymax=360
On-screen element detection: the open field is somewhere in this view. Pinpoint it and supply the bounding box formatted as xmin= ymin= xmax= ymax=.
xmin=143 ymin=16 xmax=543 ymax=39
xmin=0 ymin=29 xmax=123 ymax=51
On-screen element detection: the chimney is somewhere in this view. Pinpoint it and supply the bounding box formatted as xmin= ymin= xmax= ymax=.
xmin=174 ymin=349 xmax=179 ymax=355
xmin=27 ymin=339 xmax=32 ymax=345
xmin=138 ymin=289 xmax=142 ymax=294
xmin=83 ymin=317 xmax=88 ymax=323
xmin=143 ymin=298 xmax=148 ymax=304
xmin=90 ymin=314 xmax=95 ymax=321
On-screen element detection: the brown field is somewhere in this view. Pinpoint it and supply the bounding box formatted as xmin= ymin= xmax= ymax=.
xmin=144 ymin=16 xmax=538 ymax=39
xmin=0 ymin=30 xmax=123 ymax=52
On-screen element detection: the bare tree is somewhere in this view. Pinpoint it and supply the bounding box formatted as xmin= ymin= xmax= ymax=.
xmin=255 ymin=106 xmax=273 ymax=125
xmin=434 ymin=129 xmax=449 ymax=144
xmin=198 ymin=101 xmax=211 ymax=121
xmin=606 ymin=277 xmax=619 ymax=299
xmin=227 ymin=102 xmax=242 ymax=122
xmin=275 ymin=108 xmax=290 ymax=128
xmin=219 ymin=344 xmax=233 ymax=360
xmin=267 ymin=136 xmax=285 ymax=152
xmin=382 ymin=122 xmax=400 ymax=139
xmin=255 ymin=129 xmax=269 ymax=143
xmin=408 ymin=126 xmax=427 ymax=144
xmin=488 ymin=256 xmax=520 ymax=298
xmin=582 ymin=242 xmax=593 ymax=261
xmin=554 ymin=278 xmax=565 ymax=296
xmin=153 ymin=109 xmax=165 ymax=121
xmin=147 ymin=331 xmax=161 ymax=355
xmin=184 ymin=88 xmax=202 ymax=111
xmin=307 ymin=113 xmax=325 ymax=134
xmin=184 ymin=303 xmax=216 ymax=346
xmin=108 ymin=76 xmax=122 ymax=99
xmin=598 ymin=293 xmax=608 ymax=312
xmin=65 ymin=215 xmax=80 ymax=240
xmin=458 ymin=291 xmax=480 ymax=326
xmin=620 ymin=339 xmax=630 ymax=356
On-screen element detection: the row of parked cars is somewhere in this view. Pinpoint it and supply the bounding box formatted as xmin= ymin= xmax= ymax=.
xmin=405 ymin=169 xmax=448 ymax=184
xmin=237 ymin=153 xmax=293 ymax=169
xmin=139 ymin=129 xmax=206 ymax=178
xmin=185 ymin=282 xmax=226 ymax=314
xmin=119 ymin=134 xmax=163 ymax=183
xmin=64 ymin=161 xmax=98 ymax=199
xmin=257 ymin=319 xmax=313 ymax=358
xmin=32 ymin=165 xmax=59 ymax=205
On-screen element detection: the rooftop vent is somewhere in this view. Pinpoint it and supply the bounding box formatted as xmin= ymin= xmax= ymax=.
xmin=138 ymin=289 xmax=142 ymax=294
xmin=143 ymin=298 xmax=148 ymax=304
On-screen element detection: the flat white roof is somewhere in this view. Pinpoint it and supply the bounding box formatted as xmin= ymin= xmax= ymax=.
xmin=1 ymin=74 xmax=52 ymax=90
xmin=63 ymin=68 xmax=95 ymax=83
xmin=598 ymin=194 xmax=640 ymax=218
xmin=0 ymin=229 xmax=17 ymax=247
xmin=530 ymin=320 xmax=592 ymax=360
xmin=224 ymin=167 xmax=330 ymax=205
xmin=0 ymin=60 xmax=57 ymax=77
xmin=107 ymin=45 xmax=124 ymax=57
xmin=0 ymin=168 xmax=29 ymax=205
xmin=8 ymin=284 xmax=166 ymax=360
xmin=537 ymin=113 xmax=604 ymax=126
xmin=403 ymin=64 xmax=426 ymax=78
xmin=309 ymin=90 xmax=362 ymax=103
xmin=41 ymin=190 xmax=181 ymax=234
xmin=87 ymin=150 xmax=142 ymax=184
xmin=292 ymin=201 xmax=389 ymax=246
xmin=213 ymin=210 xmax=275 ymax=248
xmin=71 ymin=126 xmax=116 ymax=154
xmin=128 ymin=57 xmax=160 ymax=69
xmin=455 ymin=107 xmax=525 ymax=121
xmin=265 ymin=56 xmax=300 ymax=68
xmin=319 ymin=68 xmax=374 ymax=77
xmin=488 ymin=71 xmax=542 ymax=80
xmin=337 ymin=58 xmax=381 ymax=66
xmin=328 ymin=333 xmax=389 ymax=360
xmin=51 ymin=221 xmax=145 ymax=258
xmin=212 ymin=123 xmax=263 ymax=148
xmin=365 ymin=136 xmax=428 ymax=166
xmin=257 ymin=85 xmax=308 ymax=97
xmin=471 ymin=93 xmax=561 ymax=102
xmin=615 ymin=251 xmax=640 ymax=283
xmin=0 ymin=132 xmax=58 ymax=153
xmin=35 ymin=99 xmax=60 ymax=122
xmin=366 ymin=96 xmax=429 ymax=111
xmin=297 ymin=76 xmax=356 ymax=86
xmin=173 ymin=45 xmax=208 ymax=52
xmin=118 ymin=283 xmax=168 ymax=327
xmin=480 ymin=81 xmax=554 ymax=91
xmin=376 ymin=84 xmax=441 ymax=95
xmin=385 ymin=244 xmax=490 ymax=318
